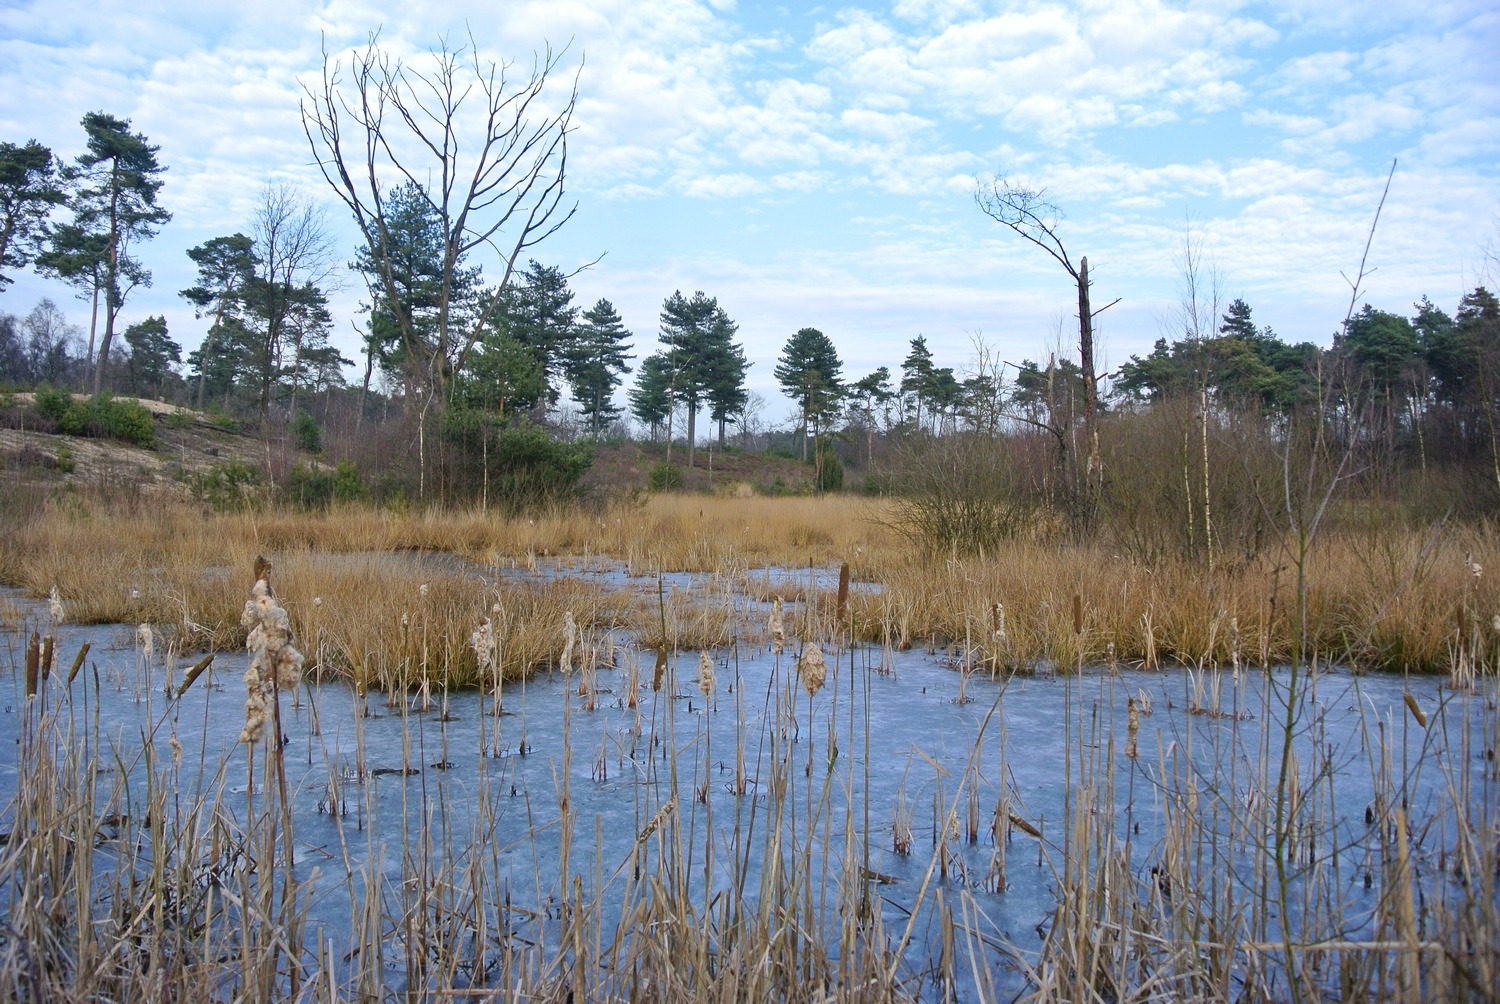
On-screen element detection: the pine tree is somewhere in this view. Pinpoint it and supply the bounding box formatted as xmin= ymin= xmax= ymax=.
xmin=38 ymin=113 xmax=171 ymax=393
xmin=629 ymin=352 xmax=673 ymax=441
xmin=181 ymin=233 xmax=257 ymax=409
xmin=658 ymin=290 xmax=743 ymax=466
xmin=775 ymin=327 xmax=843 ymax=460
xmin=566 ymin=298 xmax=634 ymax=441
xmin=0 ymin=140 xmax=67 ymax=291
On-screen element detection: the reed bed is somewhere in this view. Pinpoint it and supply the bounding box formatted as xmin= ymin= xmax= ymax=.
xmin=4 ymin=498 xmax=1494 ymax=677
xmin=0 ymin=536 xmax=1496 ymax=1001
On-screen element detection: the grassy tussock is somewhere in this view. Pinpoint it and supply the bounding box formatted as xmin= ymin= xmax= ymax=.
xmin=851 ymin=533 xmax=1497 ymax=673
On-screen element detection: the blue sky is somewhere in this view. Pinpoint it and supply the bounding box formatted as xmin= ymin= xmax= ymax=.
xmin=2 ymin=0 xmax=1496 ymax=424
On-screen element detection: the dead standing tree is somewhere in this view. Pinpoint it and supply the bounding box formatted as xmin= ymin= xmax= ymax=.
xmin=301 ymin=32 xmax=578 ymax=498
xmin=975 ymin=176 xmax=1118 ymax=526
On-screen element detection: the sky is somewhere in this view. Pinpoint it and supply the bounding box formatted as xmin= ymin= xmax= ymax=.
xmin=1 ymin=0 xmax=1496 ymax=425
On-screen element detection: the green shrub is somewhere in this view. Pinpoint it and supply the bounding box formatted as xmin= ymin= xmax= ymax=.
xmin=34 ymin=384 xmax=73 ymax=422
xmin=54 ymin=444 xmax=75 ymax=473
xmin=332 ymin=459 xmax=367 ymax=503
xmin=292 ymin=411 xmax=321 ymax=453
xmin=95 ymin=395 xmax=156 ymax=447
xmin=50 ymin=393 xmax=157 ymax=448
xmin=192 ymin=460 xmax=262 ymax=510
xmin=487 ymin=425 xmax=592 ymax=510
xmin=814 ymin=444 xmax=843 ymax=493
xmin=284 ymin=458 xmax=368 ymax=509
xmin=205 ymin=407 xmax=239 ymax=431
xmin=861 ymin=470 xmax=893 ymax=496
xmin=647 ymin=461 xmax=683 ymax=492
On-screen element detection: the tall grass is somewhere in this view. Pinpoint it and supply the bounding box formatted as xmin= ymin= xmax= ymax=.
xmin=2 ymin=498 xmax=1493 ymax=677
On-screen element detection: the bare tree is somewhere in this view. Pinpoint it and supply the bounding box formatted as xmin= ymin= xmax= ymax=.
xmin=1169 ymin=221 xmax=1222 ymax=572
xmin=301 ymin=31 xmax=578 ymax=407
xmin=975 ymin=176 xmax=1119 ymax=496
xmin=249 ymin=183 xmax=336 ymax=427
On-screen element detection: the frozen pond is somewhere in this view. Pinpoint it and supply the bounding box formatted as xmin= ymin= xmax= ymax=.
xmin=0 ymin=585 xmax=1494 ymax=1000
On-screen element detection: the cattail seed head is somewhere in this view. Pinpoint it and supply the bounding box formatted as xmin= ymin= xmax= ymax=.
xmin=769 ymin=597 xmax=786 ymax=655
xmin=798 ymin=644 xmax=827 ymax=698
xmin=239 ymin=572 xmax=303 ymax=744
xmin=49 ymin=586 xmax=65 ymax=625
xmin=469 ymin=617 xmax=497 ymax=673
xmin=697 ymin=650 xmax=716 ymax=697
xmin=137 ymin=623 xmax=154 ymax=663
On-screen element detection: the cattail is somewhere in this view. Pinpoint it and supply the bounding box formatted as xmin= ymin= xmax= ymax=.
xmin=697 ymin=649 xmax=716 ymax=697
xmin=769 ymin=597 xmax=786 ymax=655
xmin=238 ymin=564 xmax=304 ymax=744
xmin=638 ymin=798 xmax=676 ymax=842
xmin=836 ymin=562 xmax=850 ymax=622
xmin=1467 ymin=553 xmax=1483 ymax=579
xmin=561 ymin=611 xmax=576 ymax=673
xmin=24 ymin=632 xmax=39 ymax=699
xmin=653 ymin=649 xmax=668 ymax=690
xmin=798 ymin=643 xmax=827 ymax=697
xmin=992 ymin=603 xmax=1006 ymax=642
xmin=469 ymin=617 xmax=497 ymax=675
xmin=67 ymin=641 xmax=91 ymax=685
xmin=1125 ymin=697 xmax=1140 ymax=759
xmin=48 ymin=586 xmax=65 ymax=625
xmin=176 ymin=653 xmax=214 ymax=697
xmin=1403 ymin=691 xmax=1427 ymax=728
xmin=137 ymin=623 xmax=154 ymax=664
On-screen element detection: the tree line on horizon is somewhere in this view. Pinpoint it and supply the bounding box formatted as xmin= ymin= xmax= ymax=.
xmin=3 ymin=103 xmax=1498 ymax=527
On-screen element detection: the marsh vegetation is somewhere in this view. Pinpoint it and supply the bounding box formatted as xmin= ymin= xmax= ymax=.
xmin=0 ymin=495 xmax=1496 ymax=1002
